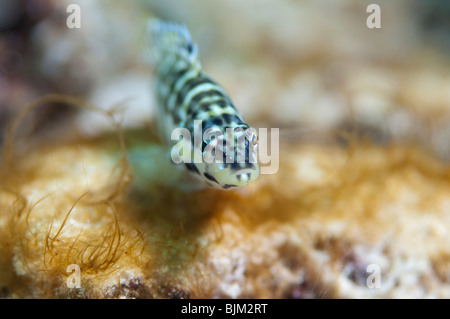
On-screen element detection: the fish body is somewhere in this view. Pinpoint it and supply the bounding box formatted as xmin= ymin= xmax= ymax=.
xmin=145 ymin=19 xmax=259 ymax=190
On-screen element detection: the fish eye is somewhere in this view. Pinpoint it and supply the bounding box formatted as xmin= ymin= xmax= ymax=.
xmin=244 ymin=128 xmax=258 ymax=147
xmin=251 ymin=133 xmax=258 ymax=146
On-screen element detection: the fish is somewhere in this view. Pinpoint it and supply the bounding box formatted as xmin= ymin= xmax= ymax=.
xmin=145 ymin=19 xmax=259 ymax=190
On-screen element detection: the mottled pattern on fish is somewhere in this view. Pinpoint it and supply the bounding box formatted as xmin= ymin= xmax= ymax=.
xmin=146 ymin=19 xmax=259 ymax=189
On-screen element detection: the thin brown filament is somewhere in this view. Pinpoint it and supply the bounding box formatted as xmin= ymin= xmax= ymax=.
xmin=46 ymin=191 xmax=88 ymax=254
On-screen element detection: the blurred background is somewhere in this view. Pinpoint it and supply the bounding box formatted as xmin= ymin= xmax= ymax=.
xmin=1 ymin=0 xmax=450 ymax=156
xmin=1 ymin=0 xmax=450 ymax=299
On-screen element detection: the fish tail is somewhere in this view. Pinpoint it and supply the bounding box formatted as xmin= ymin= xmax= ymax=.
xmin=145 ymin=18 xmax=199 ymax=68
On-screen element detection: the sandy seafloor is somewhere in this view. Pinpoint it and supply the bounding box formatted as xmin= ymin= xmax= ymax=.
xmin=0 ymin=0 xmax=450 ymax=298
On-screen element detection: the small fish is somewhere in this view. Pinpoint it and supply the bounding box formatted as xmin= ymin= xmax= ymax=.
xmin=145 ymin=19 xmax=259 ymax=190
